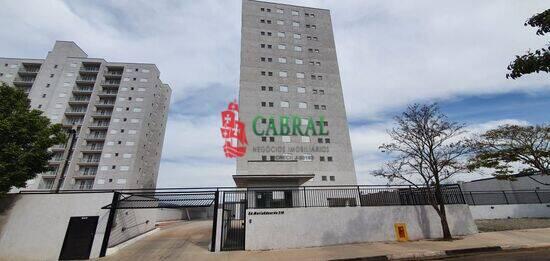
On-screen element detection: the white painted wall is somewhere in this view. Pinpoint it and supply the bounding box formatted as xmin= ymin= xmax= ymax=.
xmin=245 ymin=205 xmax=477 ymax=251
xmin=0 ymin=193 xmax=114 ymax=260
xmin=157 ymin=208 xmax=186 ymax=222
xmin=470 ymin=204 xmax=550 ymax=219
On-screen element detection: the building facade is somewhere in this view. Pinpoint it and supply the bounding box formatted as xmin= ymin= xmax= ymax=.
xmin=236 ymin=0 xmax=357 ymax=187
xmin=0 ymin=41 xmax=171 ymax=190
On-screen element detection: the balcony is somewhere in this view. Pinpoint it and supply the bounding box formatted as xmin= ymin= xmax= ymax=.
xmin=64 ymin=109 xmax=87 ymax=116
xmin=42 ymin=170 xmax=58 ymax=177
xmin=18 ymin=65 xmax=41 ymax=76
xmin=85 ymin=134 xmax=106 ymax=141
xmin=79 ymin=66 xmax=100 ymax=75
xmin=49 ymin=157 xmax=64 ymax=164
xmin=75 ymin=76 xmax=97 ymax=85
xmin=89 ymin=122 xmax=110 ymax=129
xmin=101 ymin=80 xmax=121 ymax=87
xmin=91 ymin=110 xmax=112 ymax=118
xmin=51 ymin=144 xmax=66 ymax=151
xmin=77 ymin=170 xmax=97 ymax=177
xmin=62 ymin=119 xmax=84 ymax=127
xmin=72 ymin=87 xmax=94 ymax=94
xmin=13 ymin=76 xmax=35 ymax=87
xmin=81 ymin=145 xmax=104 ymax=152
xmin=78 ymin=157 xmax=100 ymax=165
xmin=68 ymin=97 xmax=90 ymax=105
xmin=97 ymin=90 xmax=118 ymax=97
xmin=104 ymin=70 xmax=123 ymax=79
xmin=95 ymin=100 xmax=115 ymax=108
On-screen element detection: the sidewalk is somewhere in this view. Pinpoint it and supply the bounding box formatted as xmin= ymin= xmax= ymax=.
xmin=102 ymin=221 xmax=550 ymax=261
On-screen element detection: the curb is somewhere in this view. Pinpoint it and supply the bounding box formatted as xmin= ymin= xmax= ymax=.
xmin=334 ymin=243 xmax=550 ymax=261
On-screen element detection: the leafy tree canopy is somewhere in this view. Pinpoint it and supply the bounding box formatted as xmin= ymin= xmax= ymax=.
xmin=468 ymin=124 xmax=549 ymax=179
xmin=507 ymin=9 xmax=550 ymax=79
xmin=0 ymin=83 xmax=66 ymax=194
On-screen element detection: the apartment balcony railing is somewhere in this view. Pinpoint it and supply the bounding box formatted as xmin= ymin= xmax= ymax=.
xmin=68 ymin=98 xmax=90 ymax=104
xmin=89 ymin=122 xmax=110 ymax=129
xmin=50 ymin=156 xmax=64 ymax=162
xmin=79 ymin=170 xmax=97 ymax=176
xmin=81 ymin=145 xmax=104 ymax=152
xmin=85 ymin=134 xmax=106 ymax=141
xmin=72 ymin=87 xmax=94 ymax=94
xmin=42 ymin=170 xmax=57 ymax=176
xmin=51 ymin=144 xmax=66 ymax=151
xmin=98 ymin=90 xmax=118 ymax=97
xmin=95 ymin=101 xmax=115 ymax=108
xmin=81 ymin=158 xmax=100 ymax=163
xmin=76 ymin=76 xmax=97 ymax=85
xmin=18 ymin=66 xmax=41 ymax=76
xmin=101 ymin=80 xmax=121 ymax=87
xmin=104 ymin=70 xmax=123 ymax=78
xmin=62 ymin=120 xmax=83 ymax=127
xmin=79 ymin=67 xmax=100 ymax=74
xmin=64 ymin=109 xmax=87 ymax=115
xmin=13 ymin=77 xmax=35 ymax=87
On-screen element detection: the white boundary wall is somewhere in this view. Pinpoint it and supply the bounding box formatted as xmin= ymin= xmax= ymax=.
xmin=470 ymin=204 xmax=550 ymax=219
xmin=0 ymin=193 xmax=113 ymax=261
xmin=245 ymin=205 xmax=477 ymax=251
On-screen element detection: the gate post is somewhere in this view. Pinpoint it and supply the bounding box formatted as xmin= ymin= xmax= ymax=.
xmin=100 ymin=191 xmax=120 ymax=257
xmin=210 ymin=190 xmax=219 ymax=252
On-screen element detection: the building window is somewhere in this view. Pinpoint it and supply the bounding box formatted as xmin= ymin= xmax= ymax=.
xmin=261 ymin=86 xmax=266 ymax=91
xmin=269 ymin=102 xmax=274 ymax=107
xmin=278 ymin=44 xmax=286 ymax=50
xmin=268 ymin=86 xmax=274 ymax=91
xmin=50 ymin=74 xmax=54 ymax=78
xmin=301 ymin=136 xmax=310 ymax=143
xmin=280 ymin=101 xmax=289 ymax=108
xmin=314 ymin=104 xmax=319 ymax=110
xmin=330 ymin=175 xmax=335 ymax=181
xmin=325 ymin=138 xmax=330 ymax=143
xmin=318 ymin=137 xmax=323 ymax=143
xmin=319 ymin=90 xmax=325 ymax=95
xmin=322 ymin=176 xmax=327 ymax=181
xmin=303 ymin=154 xmax=313 ymax=161
xmin=262 ymin=136 xmax=267 ymax=142
xmin=277 ymin=32 xmax=285 ymax=38
xmin=294 ymin=46 xmax=302 ymax=52
xmin=261 ymin=102 xmax=266 ymax=107
xmin=292 ymin=10 xmax=299 ymax=16
xmin=298 ymin=102 xmax=307 ymax=109
xmin=41 ymin=94 xmax=46 ymax=98
xmin=297 ymin=87 xmax=306 ymax=93
xmin=295 ymin=59 xmax=303 ymax=65
xmin=296 ymin=72 xmax=305 ymax=79
xmin=292 ymin=21 xmax=300 ymax=27
xmin=279 ymin=71 xmax=288 ymax=78
xmin=282 ymin=136 xmax=291 ymax=142
xmin=269 ymin=137 xmax=275 ymax=142
xmin=320 ymin=156 xmax=325 ymax=161
xmin=279 ymin=85 xmax=288 ymax=92
xmin=276 ymin=8 xmax=284 ymax=14
xmin=321 ymin=105 xmax=327 ymax=110
xmin=293 ymin=34 xmax=301 ymax=39
xmin=262 ymin=155 xmax=267 ymax=161
xmin=277 ymin=20 xmax=284 ymax=25
xmin=278 ymin=57 xmax=287 ymax=63
xmin=270 ymin=156 xmax=275 ymax=161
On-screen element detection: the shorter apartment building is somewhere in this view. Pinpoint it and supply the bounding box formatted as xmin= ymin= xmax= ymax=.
xmin=0 ymin=41 xmax=171 ymax=190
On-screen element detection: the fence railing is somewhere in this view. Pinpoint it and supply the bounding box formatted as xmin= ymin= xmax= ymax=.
xmin=464 ymin=190 xmax=550 ymax=205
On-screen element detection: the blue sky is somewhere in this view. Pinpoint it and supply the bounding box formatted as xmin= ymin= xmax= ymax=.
xmin=0 ymin=0 xmax=548 ymax=187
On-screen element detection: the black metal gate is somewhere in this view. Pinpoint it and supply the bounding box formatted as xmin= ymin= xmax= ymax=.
xmin=221 ymin=191 xmax=247 ymax=251
xmin=59 ymin=216 xmax=99 ymax=260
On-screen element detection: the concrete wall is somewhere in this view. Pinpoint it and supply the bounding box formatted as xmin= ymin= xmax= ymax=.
xmin=470 ymin=204 xmax=550 ymax=219
xmin=459 ymin=174 xmax=550 ymax=191
xmin=245 ymin=205 xmax=477 ymax=250
xmin=157 ymin=208 xmax=186 ymax=222
xmin=0 ymin=193 xmax=113 ymax=261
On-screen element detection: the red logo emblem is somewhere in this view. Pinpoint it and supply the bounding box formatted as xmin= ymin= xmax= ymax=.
xmin=221 ymin=101 xmax=248 ymax=158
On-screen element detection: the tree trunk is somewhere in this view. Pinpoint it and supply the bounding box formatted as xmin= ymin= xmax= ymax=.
xmin=435 ymin=185 xmax=452 ymax=239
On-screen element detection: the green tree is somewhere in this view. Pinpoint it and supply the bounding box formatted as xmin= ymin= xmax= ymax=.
xmin=507 ymin=9 xmax=550 ymax=79
xmin=468 ymin=124 xmax=549 ymax=179
xmin=373 ymin=104 xmax=472 ymax=240
xmin=0 ymin=83 xmax=66 ymax=194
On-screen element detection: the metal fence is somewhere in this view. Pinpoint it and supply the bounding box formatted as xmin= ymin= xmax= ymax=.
xmin=242 ymin=184 xmax=465 ymax=209
xmin=464 ymin=190 xmax=550 ymax=205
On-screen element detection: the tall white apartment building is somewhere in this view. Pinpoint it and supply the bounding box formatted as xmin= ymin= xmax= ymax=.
xmin=0 ymin=41 xmax=171 ymax=190
xmin=236 ymin=0 xmax=357 ymax=187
